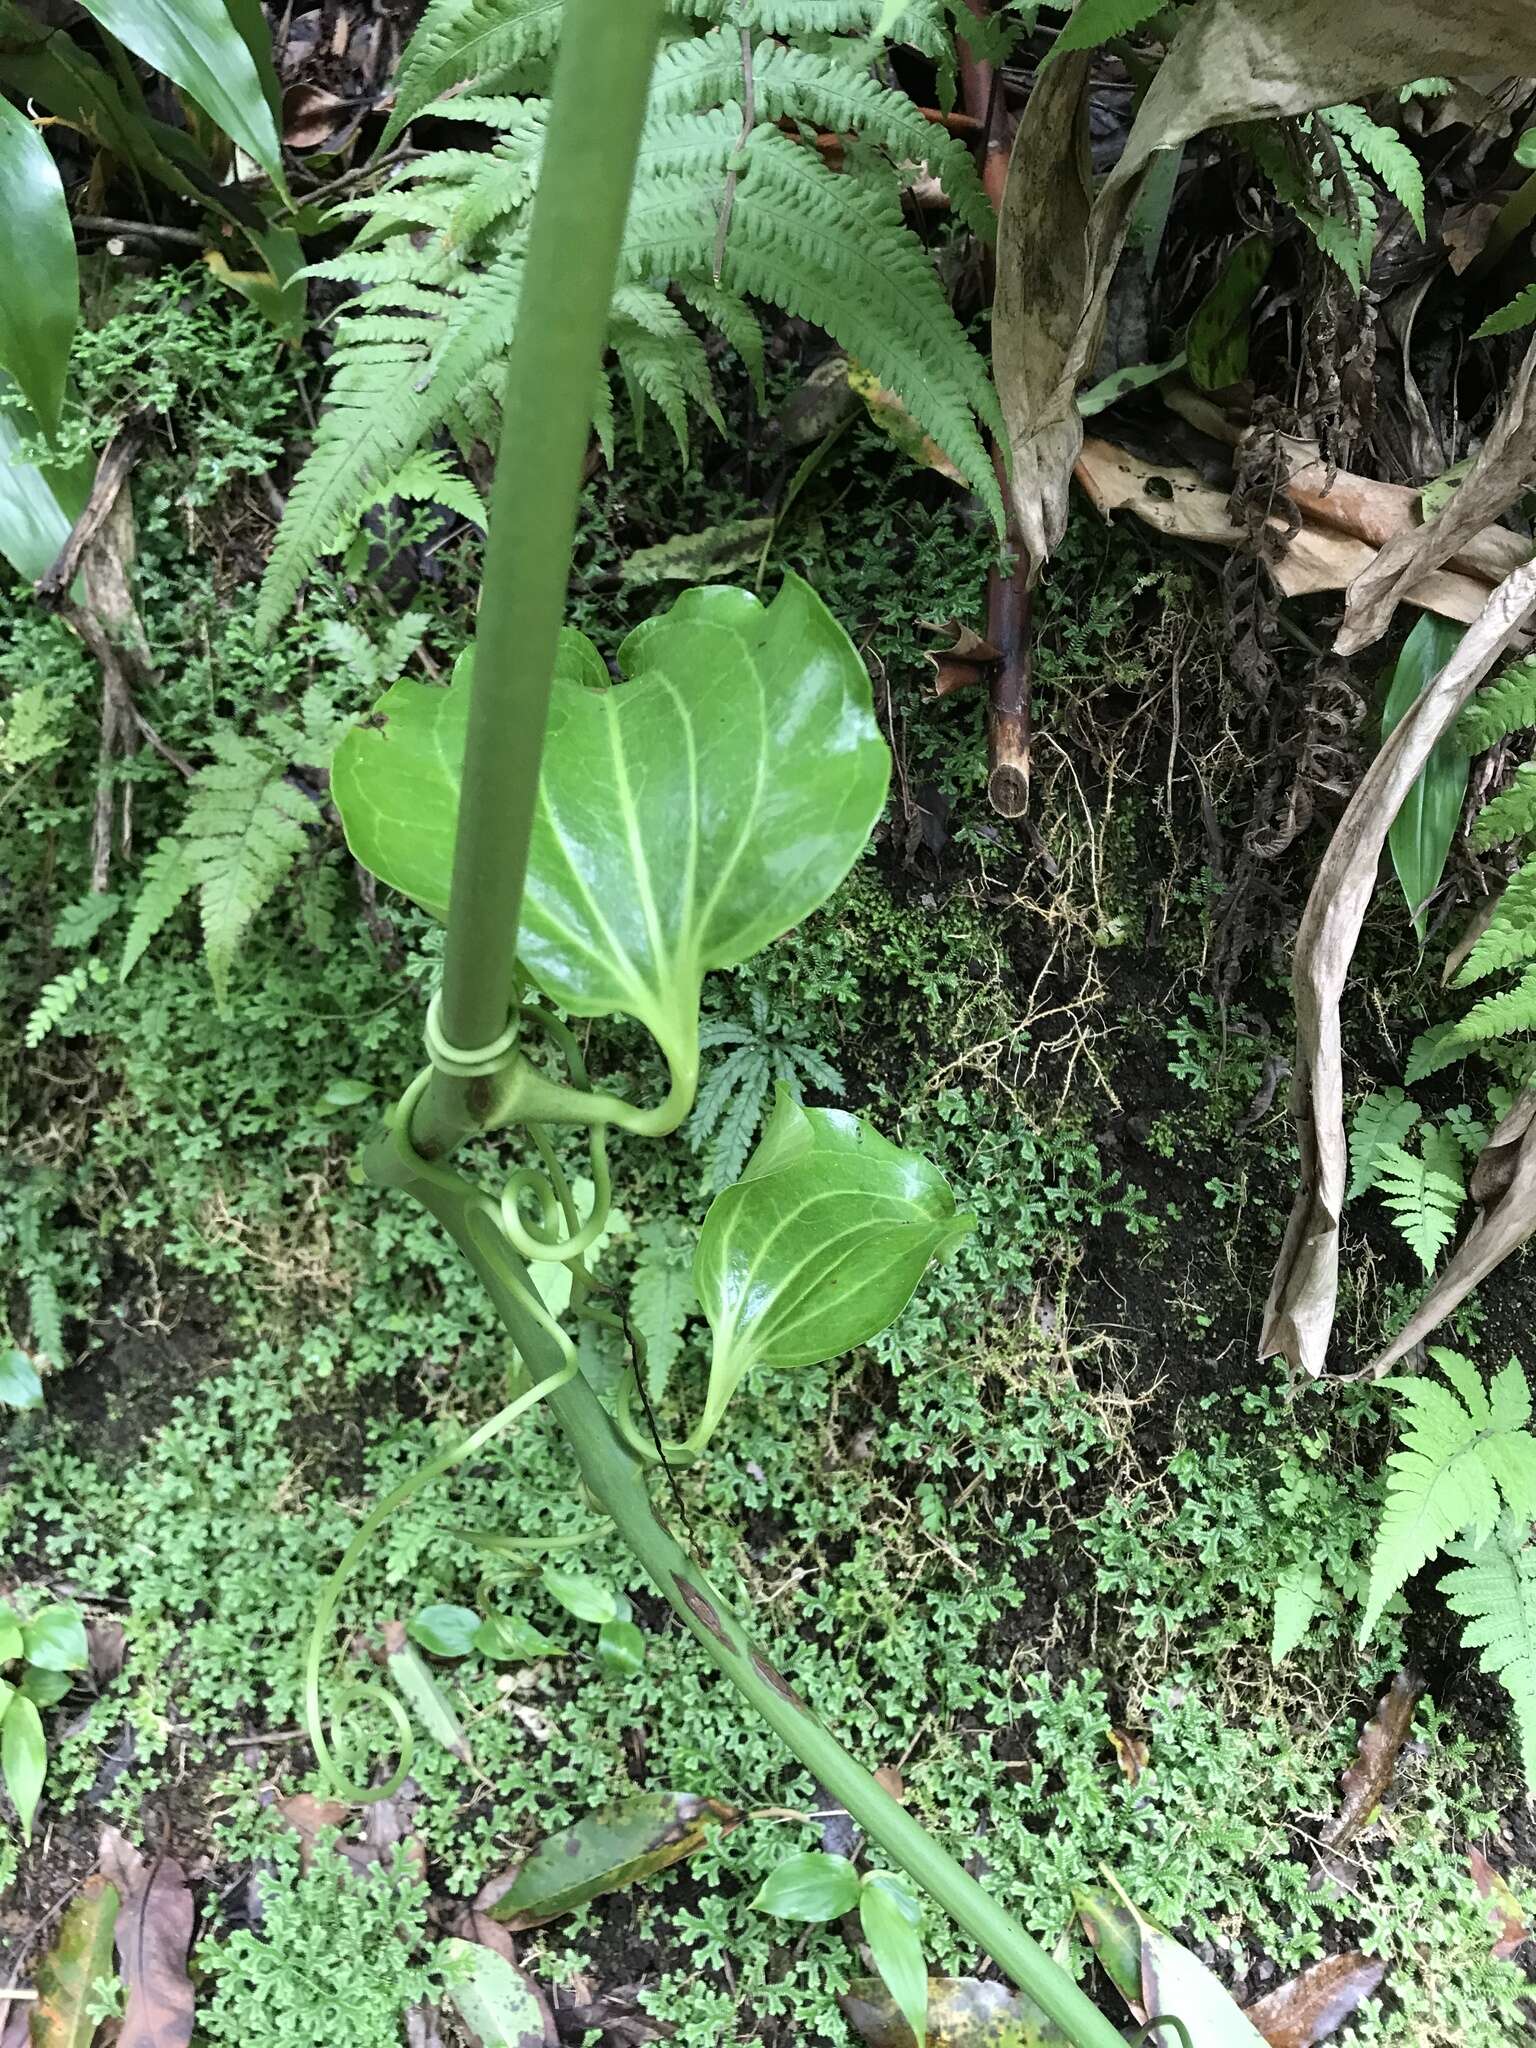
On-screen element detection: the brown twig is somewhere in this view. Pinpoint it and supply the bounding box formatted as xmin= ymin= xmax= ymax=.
xmin=73 ymin=215 xmax=206 ymax=248
xmin=35 ymin=419 xmax=149 ymax=609
xmin=712 ymin=24 xmax=755 ymax=284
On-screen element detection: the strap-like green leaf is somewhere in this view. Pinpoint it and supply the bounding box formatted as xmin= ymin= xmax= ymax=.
xmin=74 ymin=0 xmax=286 ymax=192
xmin=333 ymin=575 xmax=889 ymax=1091
xmin=0 ymin=98 xmax=76 ymax=439
xmin=1383 ymin=612 xmax=1470 ymax=940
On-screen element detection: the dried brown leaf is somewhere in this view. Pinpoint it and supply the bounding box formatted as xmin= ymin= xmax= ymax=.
xmin=1368 ymin=1089 xmax=1536 ymax=1374
xmin=840 ymin=1974 xmax=1069 ymax=2045
xmin=86 ymin=1617 xmax=126 ymax=1687
xmin=1321 ymin=1672 xmax=1421 ymax=1862
xmin=30 ymin=1873 xmax=120 ymax=2048
xmin=998 ymin=0 xmax=1536 ymax=582
xmin=1338 ymin=336 xmax=1536 ymax=653
xmin=1469 ymin=1845 xmax=1531 ymax=1959
xmin=1260 ymin=564 xmax=1536 ymax=1375
xmin=1107 ymin=1729 xmax=1149 ymax=1786
xmin=98 ymin=1828 xmax=195 ymax=2048
xmin=1244 ymin=1952 xmax=1387 ymax=2046
xmin=273 ymin=1793 xmax=348 ymax=1869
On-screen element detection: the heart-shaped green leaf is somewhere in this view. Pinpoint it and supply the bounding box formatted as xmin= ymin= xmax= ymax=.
xmin=752 ymin=1851 xmax=862 ymax=1922
xmin=689 ymin=1092 xmax=973 ymax=1448
xmin=332 ymin=576 xmax=889 ymax=1096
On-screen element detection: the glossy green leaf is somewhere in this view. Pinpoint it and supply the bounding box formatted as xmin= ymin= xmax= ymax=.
xmin=440 ymin=1937 xmax=549 ymax=2047
xmin=0 ymin=1677 xmax=13 ymax=1718
xmin=2 ymin=1691 xmax=46 ymax=1843
xmin=691 ymin=1091 xmax=973 ymax=1448
xmin=317 ymin=1076 xmax=374 ymax=1112
xmin=332 ymin=576 xmax=890 ymax=1091
xmin=753 ymin=1850 xmax=862 ymax=1922
xmin=489 ymin=1791 xmax=737 ymax=1929
xmin=22 ymin=1604 xmax=88 ymax=1673
xmin=0 ymin=1618 xmax=21 ymax=1663
xmin=30 ymin=1871 xmax=120 ymax=2048
xmin=840 ymin=1974 xmax=1069 ymax=2046
xmin=472 ymin=1611 xmax=558 ymax=1662
xmin=73 ymin=0 xmax=286 ymax=191
xmin=407 ymin=1603 xmax=482 ymax=1660
xmin=20 ymin=1667 xmax=73 ymax=1709
xmin=0 ymin=1347 xmax=44 ymax=1411
xmin=1076 ymin=1881 xmax=1267 ymax=2044
xmin=1187 ymin=234 xmax=1272 ymax=391
xmin=541 ymin=1567 xmax=626 ymax=1626
xmin=205 ymin=221 xmax=307 ymax=344
xmin=1383 ymin=613 xmax=1470 ymax=939
xmin=595 ymin=1618 xmax=645 ymax=1679
xmin=0 ymin=97 xmax=77 ymax=439
xmin=1072 ymin=1888 xmax=1143 ymax=2012
xmin=860 ymin=1875 xmax=928 ymax=2048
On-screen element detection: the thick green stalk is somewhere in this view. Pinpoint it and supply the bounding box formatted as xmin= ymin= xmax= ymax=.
xmin=435 ymin=0 xmax=665 ymax=1066
xmin=396 ymin=1160 xmax=1125 ymax=2048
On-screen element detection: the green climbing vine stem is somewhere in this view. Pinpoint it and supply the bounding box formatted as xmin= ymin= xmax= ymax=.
xmin=314 ymin=3 xmax=1126 ymax=2043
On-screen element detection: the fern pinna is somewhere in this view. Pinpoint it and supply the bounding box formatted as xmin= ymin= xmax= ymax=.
xmin=1362 ymin=1350 xmax=1536 ymax=1784
xmin=257 ymin=0 xmax=1007 ymax=633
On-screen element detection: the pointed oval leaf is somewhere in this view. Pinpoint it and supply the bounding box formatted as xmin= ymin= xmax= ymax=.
xmin=407 ymin=1603 xmax=482 ymax=1660
xmin=20 ymin=1667 xmax=73 ymax=1709
xmin=31 ymin=1872 xmax=120 ymax=2048
xmin=840 ymin=1973 xmax=1070 ymax=2047
xmin=332 ymin=576 xmax=890 ymax=1086
xmin=859 ymin=1877 xmax=928 ymax=2048
xmin=472 ymin=1612 xmax=558 ymax=1663
xmin=0 ymin=1347 xmax=43 ymax=1412
xmin=1187 ymin=233 xmax=1273 ymax=391
xmin=22 ymin=1604 xmax=88 ymax=1672
xmin=440 ymin=1936 xmax=549 ymax=2047
xmin=0 ymin=98 xmax=76 ymax=439
xmin=595 ymin=1618 xmax=645 ymax=1679
xmin=1383 ymin=614 xmax=1470 ymax=940
xmin=489 ymin=1792 xmax=738 ymax=1929
xmin=540 ymin=1567 xmax=624 ymax=1626
xmin=2 ymin=1692 xmax=46 ymax=1844
xmin=752 ymin=1851 xmax=862 ymax=1922
xmin=694 ymin=1092 xmax=973 ymax=1433
xmin=72 ymin=0 xmax=286 ymax=191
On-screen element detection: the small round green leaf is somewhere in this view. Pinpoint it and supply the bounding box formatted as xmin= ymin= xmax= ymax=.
xmin=1517 ymin=127 xmax=1536 ymax=168
xmin=859 ymin=1874 xmax=928 ymax=2048
xmin=541 ymin=1567 xmax=625 ymax=1626
xmin=2 ymin=1692 xmax=46 ymax=1844
xmin=752 ymin=1851 xmax=861 ymax=1922
xmin=19 ymin=1664 xmax=72 ymax=1709
xmin=22 ymin=1604 xmax=88 ymax=1673
xmin=0 ymin=1348 xmax=43 ymax=1411
xmin=595 ymin=1618 xmax=645 ymax=1679
xmin=317 ymin=1077 xmax=375 ymax=1112
xmin=333 ymin=576 xmax=890 ymax=1089
xmin=407 ymin=1603 xmax=481 ymax=1660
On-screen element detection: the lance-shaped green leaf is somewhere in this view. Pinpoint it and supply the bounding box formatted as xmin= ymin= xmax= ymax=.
xmin=73 ymin=0 xmax=286 ymax=193
xmin=30 ymin=1872 xmax=120 ymax=2048
xmin=1383 ymin=611 xmax=1469 ymax=941
xmin=1187 ymin=233 xmax=1272 ymax=391
xmin=2 ymin=1690 xmax=47 ymax=1844
xmin=0 ymin=97 xmax=77 ymax=439
xmin=689 ymin=1092 xmax=973 ymax=1450
xmin=0 ymin=375 xmax=91 ymax=584
xmin=489 ymin=1791 xmax=739 ymax=1928
xmin=439 ymin=1937 xmax=549 ymax=2048
xmin=859 ymin=1874 xmax=928 ymax=2048
xmin=333 ymin=576 xmax=890 ymax=1095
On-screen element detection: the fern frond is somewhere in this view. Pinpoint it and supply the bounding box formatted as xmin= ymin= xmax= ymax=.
xmin=1347 ymin=1087 xmax=1422 ymax=1200
xmin=26 ymin=1271 xmax=64 ymax=1370
xmin=184 ymin=740 xmax=316 ymax=1004
xmin=1456 ymin=858 xmax=1536 ymax=985
xmin=1455 ymin=654 xmax=1536 ymax=752
xmin=1362 ymin=1351 xmax=1536 ymax=1640
xmin=1322 ymin=103 xmax=1425 ymax=235
xmin=1472 ymin=763 xmax=1536 ymax=850
xmin=362 ymin=448 xmax=488 ymax=530
xmin=1450 ymin=965 xmax=1536 ymax=1051
xmin=1443 ymin=1517 xmax=1536 ymax=1787
xmin=1475 ymin=285 xmax=1536 ymax=342
xmin=24 ymin=962 xmax=108 ymax=1048
xmin=1373 ymin=1141 xmax=1463 ymax=1274
xmin=677 ymin=280 xmax=766 ymax=404
xmin=690 ymin=1040 xmax=765 ymax=1145
xmin=121 ymin=839 xmax=197 ymax=982
xmin=1042 ymin=0 xmax=1164 ymax=64
xmin=382 ymin=0 xmax=563 ymax=144
xmin=628 ymin=1226 xmax=697 ymax=1403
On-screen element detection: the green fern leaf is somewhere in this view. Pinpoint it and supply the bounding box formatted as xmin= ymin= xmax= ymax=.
xmin=1042 ymin=0 xmax=1164 ymax=64
xmin=24 ymin=962 xmax=108 ymax=1048
xmin=1420 ymin=1122 xmax=1466 ymax=1193
xmin=1347 ymin=1087 xmax=1422 ymax=1200
xmin=1472 ymin=763 xmax=1536 ymax=850
xmin=1475 ymin=284 xmax=1536 ymax=342
xmin=628 ymin=1223 xmax=697 ymax=1403
xmin=26 ymin=1271 xmax=65 ymax=1370
xmin=1451 ymin=966 xmax=1536 ymax=1051
xmin=678 ymin=281 xmax=766 ymax=405
xmin=1455 ymin=654 xmax=1536 ymax=752
xmin=382 ymin=0 xmax=563 ymax=144
xmin=187 ymin=743 xmax=317 ymax=1005
xmin=1373 ymin=1141 xmax=1463 ymax=1273
xmin=121 ymin=838 xmax=197 ymax=981
xmin=1456 ymin=857 xmax=1536 ymax=985
xmin=690 ymin=1040 xmax=765 ymax=1142
xmin=1404 ymin=1019 xmax=1469 ymax=1085
xmin=1362 ymin=1351 xmax=1536 ymax=1640
xmin=362 ymin=449 xmax=488 ymax=531
xmin=1322 ymin=103 xmax=1425 ymax=235
xmin=1443 ymin=1516 xmax=1536 ymax=1787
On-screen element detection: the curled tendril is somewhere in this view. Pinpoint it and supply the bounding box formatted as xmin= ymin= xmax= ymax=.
xmin=304 ymin=1256 xmax=578 ymax=1803
xmin=1131 ymin=2021 xmax=1194 ymax=2048
xmin=497 ymin=1009 xmax=614 ymax=1264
